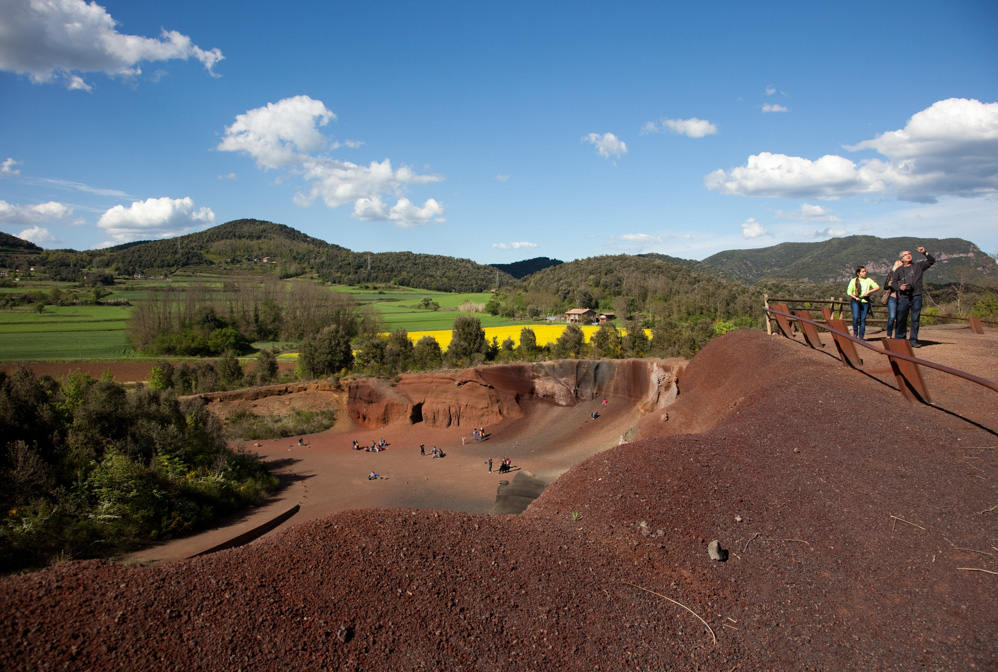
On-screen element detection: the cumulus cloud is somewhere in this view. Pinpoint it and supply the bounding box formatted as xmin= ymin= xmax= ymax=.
xmin=742 ymin=217 xmax=769 ymax=238
xmin=706 ymin=98 xmax=998 ymax=203
xmin=17 ymin=226 xmax=57 ymax=245
xmin=705 ymin=152 xmax=878 ymax=199
xmin=351 ymin=195 xmax=445 ymax=227
xmin=217 ymin=172 xmax=237 ymax=181
xmin=775 ymin=203 xmax=842 ymax=222
xmin=96 ymin=196 xmax=215 ymax=245
xmin=0 ymin=200 xmax=76 ymax=228
xmin=217 ymin=96 xmax=335 ymax=170
xmin=583 ymin=132 xmax=628 ymax=159
xmin=1 ymin=158 xmax=21 ymax=176
xmin=762 ymin=103 xmax=788 ymax=113
xmin=495 ymin=174 xmax=510 ymax=182
xmin=643 ymin=117 xmax=718 ymax=138
xmin=492 ymin=241 xmax=538 ymax=250
xmin=0 ymin=0 xmax=223 ymax=90
xmin=219 ymin=96 xmax=445 ymax=227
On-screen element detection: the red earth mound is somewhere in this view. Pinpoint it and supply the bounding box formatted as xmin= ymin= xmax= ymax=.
xmin=2 ymin=329 xmax=997 ymax=670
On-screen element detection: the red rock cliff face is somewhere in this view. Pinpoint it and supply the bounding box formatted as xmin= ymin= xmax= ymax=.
xmin=348 ymin=358 xmax=681 ymax=429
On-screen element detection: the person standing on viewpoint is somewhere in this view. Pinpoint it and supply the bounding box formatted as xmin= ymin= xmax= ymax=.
xmin=847 ymin=266 xmax=879 ymax=340
xmin=891 ymin=246 xmax=935 ymax=348
xmin=883 ymin=255 xmax=904 ymax=338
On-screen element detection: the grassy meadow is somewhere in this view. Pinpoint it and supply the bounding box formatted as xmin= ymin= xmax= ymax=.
xmin=0 ymin=276 xmax=562 ymax=361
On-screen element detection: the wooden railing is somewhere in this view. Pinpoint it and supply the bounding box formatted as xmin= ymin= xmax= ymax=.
xmin=763 ymin=301 xmax=998 ymax=406
xmin=765 ymin=296 xmax=997 ymax=335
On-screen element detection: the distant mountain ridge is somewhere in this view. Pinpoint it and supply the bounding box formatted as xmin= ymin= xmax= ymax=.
xmin=695 ymin=236 xmax=996 ymax=285
xmin=489 ymin=257 xmax=563 ymax=279
xmin=7 ymin=219 xmax=514 ymax=292
xmin=4 ymin=223 xmax=994 ymax=291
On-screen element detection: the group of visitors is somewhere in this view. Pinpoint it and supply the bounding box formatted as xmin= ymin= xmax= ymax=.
xmin=496 ymin=457 xmax=512 ymax=473
xmin=848 ymin=245 xmax=934 ymax=348
xmin=473 ymin=427 xmax=487 ymax=442
xmin=352 ymin=438 xmax=389 ymax=452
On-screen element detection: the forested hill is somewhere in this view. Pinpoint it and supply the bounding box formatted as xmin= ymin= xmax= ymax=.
xmin=16 ymin=219 xmax=513 ymax=292
xmin=512 ymin=254 xmax=762 ymax=321
xmin=489 ymin=256 xmax=563 ymax=279
xmin=93 ymin=219 xmax=343 ymax=276
xmin=315 ymin=250 xmax=514 ymax=292
xmin=0 ymin=231 xmax=43 ymax=269
xmin=697 ymin=235 xmax=997 ymax=285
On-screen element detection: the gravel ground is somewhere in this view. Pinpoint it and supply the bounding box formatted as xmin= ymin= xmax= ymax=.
xmin=2 ymin=328 xmax=996 ymax=670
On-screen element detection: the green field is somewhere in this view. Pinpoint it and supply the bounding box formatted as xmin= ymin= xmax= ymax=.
xmin=0 ymin=330 xmax=134 ymax=360
xmin=0 ymin=277 xmax=535 ymax=361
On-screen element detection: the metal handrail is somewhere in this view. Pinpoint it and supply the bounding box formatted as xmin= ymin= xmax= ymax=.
xmin=764 ymin=306 xmax=998 ymax=395
xmin=766 ymin=297 xmax=998 ymax=328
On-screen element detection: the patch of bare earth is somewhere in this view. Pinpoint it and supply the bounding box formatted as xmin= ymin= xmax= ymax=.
xmin=2 ymin=327 xmax=996 ymax=670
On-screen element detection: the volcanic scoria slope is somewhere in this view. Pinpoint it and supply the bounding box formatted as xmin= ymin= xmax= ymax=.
xmin=2 ymin=330 xmax=997 ymax=670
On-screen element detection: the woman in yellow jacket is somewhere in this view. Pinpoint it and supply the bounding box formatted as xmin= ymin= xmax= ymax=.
xmin=847 ymin=266 xmax=880 ymax=340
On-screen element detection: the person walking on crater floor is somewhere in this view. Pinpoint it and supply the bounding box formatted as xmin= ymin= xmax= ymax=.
xmin=891 ymin=246 xmax=935 ymax=348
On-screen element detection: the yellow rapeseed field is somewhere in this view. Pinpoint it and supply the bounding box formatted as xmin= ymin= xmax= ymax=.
xmin=278 ymin=324 xmax=652 ymax=360
xmin=409 ymin=324 xmax=646 ymax=350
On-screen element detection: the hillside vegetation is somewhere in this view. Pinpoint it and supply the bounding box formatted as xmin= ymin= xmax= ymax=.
xmin=3 ymin=219 xmax=512 ymax=292
xmin=695 ymin=235 xmax=997 ymax=285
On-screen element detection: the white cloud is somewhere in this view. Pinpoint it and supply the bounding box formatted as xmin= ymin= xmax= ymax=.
xmin=492 ymin=241 xmax=538 ymax=250
xmin=583 ymin=132 xmax=628 ymax=159
xmin=217 ymin=95 xmax=335 ymax=170
xmin=1 ymin=158 xmax=21 ymax=176
xmin=762 ymin=103 xmax=788 ymax=113
xmin=775 ymin=203 xmax=842 ymax=222
xmin=217 ymin=172 xmax=237 ymax=181
xmin=17 ymin=226 xmax=57 ymax=245
xmin=296 ymin=156 xmax=444 ymax=220
xmin=644 ymin=117 xmax=718 ymax=138
xmin=664 ymin=118 xmax=718 ymax=138
xmin=615 ymin=233 xmax=663 ymax=244
xmin=96 ymin=196 xmax=215 ymax=245
xmin=0 ymin=200 xmax=75 ymax=227
xmin=0 ymin=0 xmax=223 ymax=90
xmin=22 ymin=176 xmax=130 ymax=198
xmin=351 ymin=196 xmax=444 ymax=227
xmin=706 ymin=98 xmax=998 ymax=203
xmin=705 ymin=152 xmax=877 ymax=199
xmin=220 ymin=96 xmax=445 ymax=227
xmin=495 ymin=174 xmax=510 ymax=182
xmin=766 ymin=85 xmax=777 ymax=96
xmin=742 ymin=217 xmax=769 ymax=238
xmin=811 ymin=227 xmax=848 ymax=238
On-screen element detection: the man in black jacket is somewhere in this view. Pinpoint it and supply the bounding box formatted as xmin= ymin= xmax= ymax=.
xmin=892 ymin=246 xmax=935 ymax=348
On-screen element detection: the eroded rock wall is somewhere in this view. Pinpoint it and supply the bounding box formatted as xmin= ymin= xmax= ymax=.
xmin=348 ymin=358 xmax=681 ymax=429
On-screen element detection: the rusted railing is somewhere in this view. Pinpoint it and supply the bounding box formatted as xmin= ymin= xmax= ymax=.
xmin=766 ymin=296 xmax=997 ymax=335
xmin=764 ymin=302 xmax=998 ymax=405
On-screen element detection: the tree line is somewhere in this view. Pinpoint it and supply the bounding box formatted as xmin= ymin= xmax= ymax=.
xmin=0 ymin=367 xmax=277 ymax=574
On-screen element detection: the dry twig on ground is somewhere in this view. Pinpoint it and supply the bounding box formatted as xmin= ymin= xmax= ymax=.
xmin=622 ymin=580 xmax=717 ymax=646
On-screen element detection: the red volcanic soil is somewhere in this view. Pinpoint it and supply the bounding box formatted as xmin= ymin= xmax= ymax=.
xmin=2 ymin=327 xmax=997 ymax=670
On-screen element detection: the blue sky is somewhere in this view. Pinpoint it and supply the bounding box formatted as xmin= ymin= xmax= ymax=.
xmin=1 ymin=0 xmax=996 ymax=264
